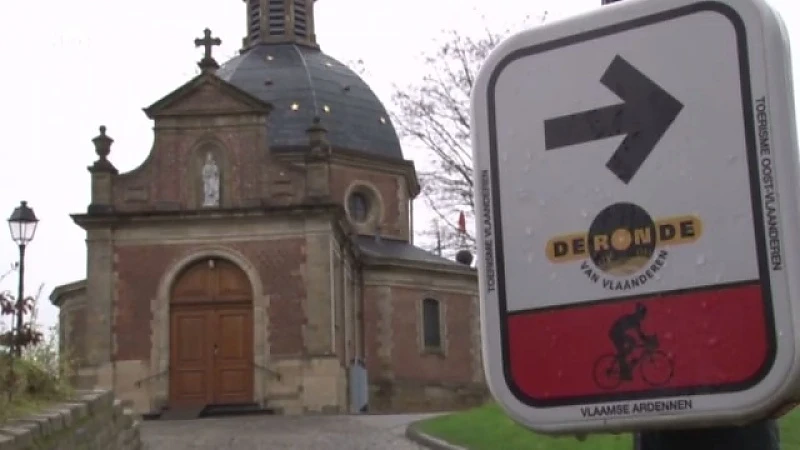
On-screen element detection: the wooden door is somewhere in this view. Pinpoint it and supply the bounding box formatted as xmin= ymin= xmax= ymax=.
xmin=169 ymin=258 xmax=254 ymax=408
xmin=211 ymin=307 xmax=254 ymax=404
xmin=169 ymin=309 xmax=213 ymax=407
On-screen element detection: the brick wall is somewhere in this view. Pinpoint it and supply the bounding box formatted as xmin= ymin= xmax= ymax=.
xmin=114 ymin=238 xmax=307 ymax=361
xmin=0 ymin=390 xmax=142 ymax=450
xmin=58 ymin=291 xmax=88 ymax=367
xmin=389 ymin=287 xmax=475 ymax=383
xmin=330 ymin=165 xmax=406 ymax=239
xmin=362 ymin=285 xmax=389 ymax=378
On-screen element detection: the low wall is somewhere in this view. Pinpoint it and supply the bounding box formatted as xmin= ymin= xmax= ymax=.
xmin=0 ymin=390 xmax=142 ymax=450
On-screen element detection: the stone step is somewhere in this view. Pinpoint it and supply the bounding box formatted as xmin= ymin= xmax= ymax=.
xmin=156 ymin=407 xmax=205 ymax=421
xmin=199 ymin=403 xmax=277 ymax=418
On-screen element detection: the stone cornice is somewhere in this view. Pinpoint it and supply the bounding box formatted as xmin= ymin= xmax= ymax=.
xmin=49 ymin=279 xmax=87 ymax=307
xmin=71 ymin=203 xmax=345 ymax=229
xmin=361 ymin=255 xmax=477 ymax=279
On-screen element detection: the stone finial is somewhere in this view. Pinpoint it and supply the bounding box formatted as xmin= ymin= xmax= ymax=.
xmin=93 ymin=126 xmax=113 ymax=160
xmin=89 ymin=126 xmax=118 ymax=174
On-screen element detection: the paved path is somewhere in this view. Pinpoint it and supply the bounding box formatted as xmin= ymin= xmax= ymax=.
xmin=141 ymin=414 xmax=436 ymax=450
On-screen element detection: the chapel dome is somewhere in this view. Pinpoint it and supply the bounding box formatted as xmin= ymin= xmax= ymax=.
xmin=216 ymin=43 xmax=404 ymax=160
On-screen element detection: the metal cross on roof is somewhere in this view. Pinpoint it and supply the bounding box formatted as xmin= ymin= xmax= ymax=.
xmin=195 ymin=28 xmax=222 ymax=71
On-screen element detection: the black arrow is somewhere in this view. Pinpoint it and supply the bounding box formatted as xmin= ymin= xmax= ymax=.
xmin=543 ymin=55 xmax=683 ymax=184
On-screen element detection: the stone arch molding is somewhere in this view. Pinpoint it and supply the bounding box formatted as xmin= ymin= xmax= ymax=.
xmin=148 ymin=245 xmax=269 ymax=409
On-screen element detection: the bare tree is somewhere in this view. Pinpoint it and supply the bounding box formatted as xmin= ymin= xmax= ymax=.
xmin=390 ymin=15 xmax=547 ymax=255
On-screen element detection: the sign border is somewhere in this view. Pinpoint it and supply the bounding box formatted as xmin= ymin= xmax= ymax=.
xmin=485 ymin=1 xmax=778 ymax=408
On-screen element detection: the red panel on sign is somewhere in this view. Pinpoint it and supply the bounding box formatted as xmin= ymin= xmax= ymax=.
xmin=507 ymin=283 xmax=769 ymax=401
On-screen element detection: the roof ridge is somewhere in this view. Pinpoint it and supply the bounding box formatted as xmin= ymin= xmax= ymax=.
xmin=291 ymin=44 xmax=320 ymax=114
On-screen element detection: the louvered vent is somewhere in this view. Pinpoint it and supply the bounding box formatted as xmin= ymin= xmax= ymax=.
xmin=293 ymin=0 xmax=308 ymax=37
xmin=268 ymin=0 xmax=285 ymax=36
xmin=248 ymin=0 xmax=261 ymax=43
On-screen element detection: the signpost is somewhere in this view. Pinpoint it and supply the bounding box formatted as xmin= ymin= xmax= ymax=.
xmin=471 ymin=0 xmax=800 ymax=435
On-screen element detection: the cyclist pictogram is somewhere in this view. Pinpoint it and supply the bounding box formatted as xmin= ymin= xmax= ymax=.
xmin=592 ymin=302 xmax=675 ymax=390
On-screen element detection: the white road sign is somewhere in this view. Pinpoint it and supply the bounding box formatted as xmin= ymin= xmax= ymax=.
xmin=471 ymin=0 xmax=800 ymax=435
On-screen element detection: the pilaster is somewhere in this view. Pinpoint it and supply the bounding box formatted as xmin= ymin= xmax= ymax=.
xmin=84 ymin=228 xmax=115 ymax=377
xmin=303 ymin=227 xmax=333 ymax=354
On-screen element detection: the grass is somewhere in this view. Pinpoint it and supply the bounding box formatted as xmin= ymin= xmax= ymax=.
xmin=0 ymin=333 xmax=74 ymax=425
xmin=418 ymin=402 xmax=800 ymax=450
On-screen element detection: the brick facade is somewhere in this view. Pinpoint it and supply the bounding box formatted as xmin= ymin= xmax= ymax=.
xmin=362 ymin=278 xmax=486 ymax=413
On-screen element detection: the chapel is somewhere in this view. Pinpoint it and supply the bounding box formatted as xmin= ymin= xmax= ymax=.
xmin=49 ymin=0 xmax=485 ymax=417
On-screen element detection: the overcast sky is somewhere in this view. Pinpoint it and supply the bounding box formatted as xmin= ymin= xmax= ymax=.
xmin=0 ymin=0 xmax=797 ymax=332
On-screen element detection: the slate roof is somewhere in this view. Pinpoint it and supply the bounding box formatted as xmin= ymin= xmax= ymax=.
xmin=357 ymin=236 xmax=467 ymax=268
xmin=216 ymin=43 xmax=404 ymax=160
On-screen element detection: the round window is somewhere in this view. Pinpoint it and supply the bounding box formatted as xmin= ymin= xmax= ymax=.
xmin=348 ymin=191 xmax=370 ymax=223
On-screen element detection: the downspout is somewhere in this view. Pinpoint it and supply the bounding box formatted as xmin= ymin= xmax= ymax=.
xmin=330 ymin=236 xmax=336 ymax=354
xmin=409 ymin=199 xmax=414 ymax=244
xmin=344 ymin=262 xmax=350 ymax=363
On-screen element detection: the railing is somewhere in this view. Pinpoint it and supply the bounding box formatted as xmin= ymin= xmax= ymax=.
xmin=133 ymin=367 xmax=169 ymax=388
xmin=252 ymin=362 xmax=281 ymax=381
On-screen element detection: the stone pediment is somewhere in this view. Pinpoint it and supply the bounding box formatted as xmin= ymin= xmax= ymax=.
xmin=144 ymin=73 xmax=272 ymax=119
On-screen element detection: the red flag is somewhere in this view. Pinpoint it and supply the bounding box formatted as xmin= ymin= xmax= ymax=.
xmin=458 ymin=211 xmax=466 ymax=234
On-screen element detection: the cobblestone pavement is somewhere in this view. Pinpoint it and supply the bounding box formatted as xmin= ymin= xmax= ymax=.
xmin=141 ymin=413 xmax=437 ymax=449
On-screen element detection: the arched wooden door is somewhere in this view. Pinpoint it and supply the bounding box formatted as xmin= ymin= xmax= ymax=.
xmin=169 ymin=258 xmax=254 ymax=408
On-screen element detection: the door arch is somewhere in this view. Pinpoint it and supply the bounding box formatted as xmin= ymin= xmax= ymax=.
xmin=168 ymin=257 xmax=254 ymax=408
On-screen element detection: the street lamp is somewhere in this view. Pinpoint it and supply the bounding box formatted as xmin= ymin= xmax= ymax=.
xmin=7 ymin=201 xmax=38 ymax=357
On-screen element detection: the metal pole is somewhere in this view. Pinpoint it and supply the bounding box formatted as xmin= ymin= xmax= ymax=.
xmin=14 ymin=244 xmax=25 ymax=358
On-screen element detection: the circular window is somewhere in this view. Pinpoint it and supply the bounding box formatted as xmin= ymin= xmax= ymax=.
xmin=348 ymin=191 xmax=370 ymax=223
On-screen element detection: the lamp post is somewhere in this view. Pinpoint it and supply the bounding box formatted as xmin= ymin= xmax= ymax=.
xmin=7 ymin=201 xmax=38 ymax=358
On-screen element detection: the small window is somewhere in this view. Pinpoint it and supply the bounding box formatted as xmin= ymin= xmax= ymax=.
xmin=422 ymin=298 xmax=442 ymax=349
xmin=348 ymin=192 xmax=369 ymax=223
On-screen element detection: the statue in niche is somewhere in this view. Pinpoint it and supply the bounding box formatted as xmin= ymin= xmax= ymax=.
xmin=201 ymin=151 xmax=220 ymax=207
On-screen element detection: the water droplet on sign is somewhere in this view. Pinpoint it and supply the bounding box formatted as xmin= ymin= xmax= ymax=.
xmin=696 ymin=254 xmax=706 ymax=265
xmin=525 ymin=227 xmax=533 ymax=236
